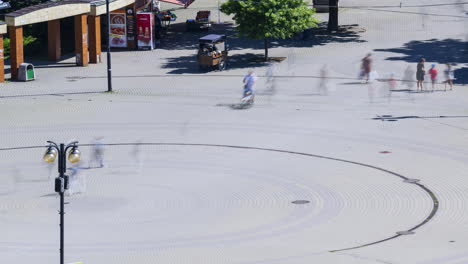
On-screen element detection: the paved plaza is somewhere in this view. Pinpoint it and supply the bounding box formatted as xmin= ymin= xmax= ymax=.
xmin=1 ymin=0 xmax=468 ymax=263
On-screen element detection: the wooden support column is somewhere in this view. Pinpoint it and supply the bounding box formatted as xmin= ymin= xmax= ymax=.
xmin=8 ymin=26 xmax=23 ymax=80
xmin=48 ymin=19 xmax=61 ymax=61
xmin=0 ymin=35 xmax=4 ymax=82
xmin=88 ymin=16 xmax=101 ymax=64
xmin=74 ymin=14 xmax=89 ymax=66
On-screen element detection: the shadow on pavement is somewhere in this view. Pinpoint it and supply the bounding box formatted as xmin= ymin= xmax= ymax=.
xmin=0 ymin=91 xmax=103 ymax=99
xmin=374 ymin=38 xmax=468 ymax=64
xmin=374 ymin=38 xmax=468 ymax=84
xmin=454 ymin=67 xmax=468 ymax=85
xmin=159 ymin=22 xmax=367 ymax=51
xmin=162 ymin=53 xmax=269 ymax=74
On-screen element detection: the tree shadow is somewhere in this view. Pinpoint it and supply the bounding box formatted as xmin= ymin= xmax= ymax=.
xmin=285 ymin=23 xmax=367 ymax=47
xmin=374 ymin=38 xmax=468 ymax=64
xmin=159 ymin=22 xmax=366 ymax=51
xmin=454 ymin=67 xmax=468 ymax=85
xmin=162 ymin=53 xmax=269 ymax=74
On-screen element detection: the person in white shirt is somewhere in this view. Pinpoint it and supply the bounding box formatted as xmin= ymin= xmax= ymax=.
xmin=243 ymin=70 xmax=257 ymax=97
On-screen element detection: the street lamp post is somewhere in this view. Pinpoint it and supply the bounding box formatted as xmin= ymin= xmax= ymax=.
xmin=43 ymin=141 xmax=81 ymax=264
xmin=106 ymin=0 xmax=113 ymax=92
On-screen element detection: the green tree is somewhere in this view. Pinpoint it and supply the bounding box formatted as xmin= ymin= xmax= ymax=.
xmin=221 ymin=0 xmax=319 ymax=61
xmin=1 ymin=0 xmax=52 ymax=58
xmin=0 ymin=0 xmax=50 ymax=15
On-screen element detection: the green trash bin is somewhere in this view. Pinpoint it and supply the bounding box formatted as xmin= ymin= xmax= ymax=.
xmin=18 ymin=63 xmax=35 ymax=81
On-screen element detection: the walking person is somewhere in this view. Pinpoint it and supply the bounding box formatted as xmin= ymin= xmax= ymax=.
xmin=386 ymin=73 xmax=396 ymax=102
xmin=47 ymin=162 xmax=55 ymax=181
xmin=444 ymin=63 xmax=454 ymax=91
xmin=130 ymin=140 xmax=144 ymax=174
xmin=428 ymin=64 xmax=438 ymax=92
xmin=240 ymin=70 xmax=257 ymax=106
xmin=319 ymin=64 xmax=329 ymax=95
xmin=265 ymin=62 xmax=277 ymax=95
xmin=416 ymin=58 xmax=426 ymax=92
xmin=361 ymin=53 xmax=372 ymax=83
xmin=66 ymin=161 xmax=86 ymax=196
xmin=403 ymin=65 xmax=415 ymax=90
xmin=89 ymin=137 xmax=105 ymax=168
xmin=243 ymin=70 xmax=257 ymax=96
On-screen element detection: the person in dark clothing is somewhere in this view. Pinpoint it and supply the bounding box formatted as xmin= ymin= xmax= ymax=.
xmin=416 ymin=58 xmax=426 ymax=92
xmin=154 ymin=15 xmax=162 ymax=46
xmin=361 ymin=53 xmax=372 ymax=83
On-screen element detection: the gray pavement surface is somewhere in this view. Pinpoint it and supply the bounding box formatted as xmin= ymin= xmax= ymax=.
xmin=1 ymin=0 xmax=468 ymax=263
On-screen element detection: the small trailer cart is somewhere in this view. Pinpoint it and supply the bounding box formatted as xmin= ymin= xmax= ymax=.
xmin=197 ymin=34 xmax=228 ymax=71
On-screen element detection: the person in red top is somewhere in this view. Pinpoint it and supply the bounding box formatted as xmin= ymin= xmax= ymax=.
xmin=428 ymin=64 xmax=438 ymax=92
xmin=361 ymin=53 xmax=372 ymax=83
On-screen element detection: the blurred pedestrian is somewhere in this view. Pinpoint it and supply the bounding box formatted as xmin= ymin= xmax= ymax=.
xmin=444 ymin=63 xmax=454 ymax=91
xmin=130 ymin=140 xmax=144 ymax=173
xmin=241 ymin=70 xmax=257 ymax=105
xmin=243 ymin=70 xmax=257 ymax=96
xmin=428 ymin=64 xmax=438 ymax=92
xmin=89 ymin=137 xmax=105 ymax=168
xmin=287 ymin=48 xmax=296 ymax=74
xmin=403 ymin=65 xmax=415 ymax=89
xmin=319 ymin=64 xmax=329 ymax=95
xmin=361 ymin=53 xmax=372 ymax=83
xmin=265 ymin=62 xmax=277 ymax=95
xmin=47 ymin=162 xmax=55 ymax=181
xmin=416 ymin=58 xmax=426 ymax=92
xmin=386 ymin=73 xmax=397 ymax=102
xmin=66 ymin=161 xmax=86 ymax=196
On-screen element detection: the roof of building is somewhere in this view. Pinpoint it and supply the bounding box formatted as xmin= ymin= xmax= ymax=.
xmin=5 ymin=0 xmax=91 ymax=26
xmin=6 ymin=0 xmax=91 ymax=17
xmin=4 ymin=0 xmax=196 ymax=26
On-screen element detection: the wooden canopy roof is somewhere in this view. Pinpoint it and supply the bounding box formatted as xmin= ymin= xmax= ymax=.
xmin=5 ymin=0 xmax=91 ymax=26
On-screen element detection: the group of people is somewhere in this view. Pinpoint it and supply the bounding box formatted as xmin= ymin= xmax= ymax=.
xmin=416 ymin=58 xmax=455 ymax=92
xmin=360 ymin=53 xmax=455 ymax=92
xmin=240 ymin=53 xmax=457 ymax=106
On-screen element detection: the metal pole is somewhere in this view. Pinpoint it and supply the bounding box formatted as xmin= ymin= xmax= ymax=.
xmin=106 ymin=0 xmax=113 ymax=92
xmin=217 ymin=0 xmax=221 ymax=24
xmin=58 ymin=143 xmax=65 ymax=264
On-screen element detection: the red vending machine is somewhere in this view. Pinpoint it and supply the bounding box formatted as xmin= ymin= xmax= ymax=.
xmin=137 ymin=12 xmax=155 ymax=50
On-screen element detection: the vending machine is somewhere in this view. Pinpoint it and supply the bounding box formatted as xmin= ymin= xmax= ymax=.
xmin=137 ymin=12 xmax=155 ymax=50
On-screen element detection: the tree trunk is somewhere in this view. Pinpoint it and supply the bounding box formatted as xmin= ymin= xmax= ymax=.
xmin=264 ymin=37 xmax=269 ymax=61
xmin=328 ymin=0 xmax=339 ymax=32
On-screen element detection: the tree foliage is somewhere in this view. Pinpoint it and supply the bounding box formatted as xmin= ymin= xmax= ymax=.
xmin=1 ymin=1 xmax=52 ymax=58
xmin=221 ymin=0 xmax=319 ymax=59
xmin=0 ymin=0 xmax=50 ymax=15
xmin=221 ymin=0 xmax=318 ymax=40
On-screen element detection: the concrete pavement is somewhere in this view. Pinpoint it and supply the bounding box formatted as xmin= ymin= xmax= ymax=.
xmin=0 ymin=0 xmax=467 ymax=263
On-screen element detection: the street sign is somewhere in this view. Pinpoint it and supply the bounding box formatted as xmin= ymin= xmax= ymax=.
xmin=0 ymin=1 xmax=11 ymax=10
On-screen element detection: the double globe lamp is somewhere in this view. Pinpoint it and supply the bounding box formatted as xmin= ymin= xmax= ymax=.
xmin=43 ymin=145 xmax=81 ymax=164
xmin=43 ymin=140 xmax=81 ymax=264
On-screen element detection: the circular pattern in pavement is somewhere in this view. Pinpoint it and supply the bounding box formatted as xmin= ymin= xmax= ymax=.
xmin=0 ymin=143 xmax=438 ymax=262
